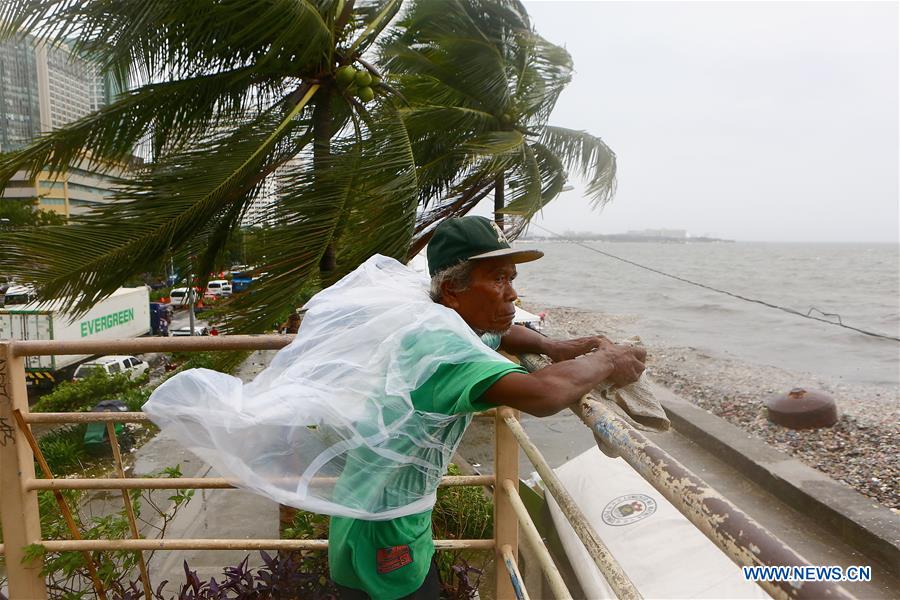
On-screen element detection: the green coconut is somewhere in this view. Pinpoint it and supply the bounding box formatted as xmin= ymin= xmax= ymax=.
xmin=357 ymin=86 xmax=375 ymax=102
xmin=335 ymin=65 xmax=356 ymax=87
xmin=354 ymin=70 xmax=373 ymax=87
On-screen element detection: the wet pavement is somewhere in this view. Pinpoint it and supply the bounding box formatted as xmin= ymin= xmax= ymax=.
xmin=126 ymin=349 xmax=280 ymax=589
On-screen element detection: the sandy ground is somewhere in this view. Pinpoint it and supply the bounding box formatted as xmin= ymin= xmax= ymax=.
xmin=534 ymin=305 xmax=900 ymax=511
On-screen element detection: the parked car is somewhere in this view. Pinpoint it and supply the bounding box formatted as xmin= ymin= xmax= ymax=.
xmin=171 ymin=325 xmax=210 ymax=336
xmin=73 ymin=356 xmax=148 ymax=381
xmin=205 ymin=279 xmax=232 ymax=297
xmin=2 ymin=284 xmax=37 ymax=306
xmin=169 ymin=287 xmax=199 ymax=307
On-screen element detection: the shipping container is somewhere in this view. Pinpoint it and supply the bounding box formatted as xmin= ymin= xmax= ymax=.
xmin=0 ymin=287 xmax=151 ymax=385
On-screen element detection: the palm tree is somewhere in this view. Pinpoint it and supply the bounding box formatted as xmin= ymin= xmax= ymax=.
xmin=0 ymin=0 xmax=418 ymax=330
xmin=383 ymin=0 xmax=617 ymax=256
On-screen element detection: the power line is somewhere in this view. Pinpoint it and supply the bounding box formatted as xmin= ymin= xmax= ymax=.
xmin=528 ymin=224 xmax=900 ymax=343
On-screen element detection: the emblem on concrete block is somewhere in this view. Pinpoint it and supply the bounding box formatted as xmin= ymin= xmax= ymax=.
xmin=601 ymin=493 xmax=657 ymax=526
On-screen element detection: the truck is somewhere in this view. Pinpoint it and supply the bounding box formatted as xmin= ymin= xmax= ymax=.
xmin=230 ymin=272 xmax=254 ymax=293
xmin=0 ymin=286 xmax=151 ymax=386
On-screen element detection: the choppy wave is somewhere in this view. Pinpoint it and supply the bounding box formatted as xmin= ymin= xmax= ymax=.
xmin=517 ymin=241 xmax=900 ymax=388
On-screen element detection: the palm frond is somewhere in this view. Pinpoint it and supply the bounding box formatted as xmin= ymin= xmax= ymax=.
xmin=0 ymin=67 xmax=286 ymax=186
xmin=395 ymin=89 xmax=514 ymax=205
xmin=382 ymin=42 xmax=504 ymax=113
xmin=513 ymin=32 xmax=573 ymax=126
xmin=346 ymin=0 xmax=404 ymax=55
xmin=388 ymin=0 xmax=530 ymax=49
xmin=401 ymin=105 xmax=499 ymax=137
xmin=539 ymin=125 xmax=617 ymax=206
xmin=497 ymin=141 xmax=566 ymax=233
xmin=0 ymin=89 xmax=320 ymax=315
xmin=406 ymin=175 xmax=496 ymax=259
xmin=461 ymin=130 xmax=524 ymax=155
xmin=1 ymin=0 xmax=333 ymax=84
xmin=334 ymin=106 xmax=419 ymax=270
xmin=497 ymin=143 xmax=541 ymax=218
xmin=406 ymin=147 xmax=522 ymax=256
xmin=221 ymin=103 xmax=418 ymax=332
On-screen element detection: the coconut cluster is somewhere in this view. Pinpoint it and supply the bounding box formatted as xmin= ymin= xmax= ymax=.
xmin=335 ymin=65 xmax=381 ymax=103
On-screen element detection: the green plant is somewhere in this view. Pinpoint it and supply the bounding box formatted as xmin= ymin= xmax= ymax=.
xmin=384 ymin=0 xmax=617 ymax=256
xmin=38 ymin=425 xmax=89 ymax=475
xmin=432 ymin=463 xmax=493 ymax=598
xmin=15 ymin=465 xmax=195 ymax=599
xmin=0 ymin=197 xmax=66 ymax=228
xmin=167 ymin=350 xmax=251 ymax=375
xmin=433 ymin=464 xmax=493 ymax=540
xmin=32 ymin=370 xmax=145 ymax=413
xmin=0 ymin=0 xmax=422 ymax=334
xmin=120 ymin=387 xmax=152 ymax=412
xmin=149 ymin=286 xmax=171 ymax=301
xmin=283 ymin=509 xmax=330 ymax=541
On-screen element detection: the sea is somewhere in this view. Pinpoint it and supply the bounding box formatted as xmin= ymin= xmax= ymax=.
xmin=513 ymin=240 xmax=900 ymax=389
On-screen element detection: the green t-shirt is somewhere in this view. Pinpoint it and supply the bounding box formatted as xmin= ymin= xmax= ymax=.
xmin=328 ymin=335 xmax=524 ymax=599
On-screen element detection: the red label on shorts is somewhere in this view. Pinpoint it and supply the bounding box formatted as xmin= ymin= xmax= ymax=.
xmin=376 ymin=545 xmax=413 ymax=574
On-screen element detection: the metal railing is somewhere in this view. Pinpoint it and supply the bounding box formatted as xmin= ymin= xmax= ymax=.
xmin=0 ymin=337 xmax=855 ymax=599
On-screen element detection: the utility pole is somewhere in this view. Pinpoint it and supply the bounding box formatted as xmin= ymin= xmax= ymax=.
xmin=494 ymin=172 xmax=505 ymax=233
xmin=188 ymin=259 xmax=196 ymax=336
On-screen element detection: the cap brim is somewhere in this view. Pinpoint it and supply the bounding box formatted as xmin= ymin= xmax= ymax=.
xmin=469 ymin=248 xmax=544 ymax=264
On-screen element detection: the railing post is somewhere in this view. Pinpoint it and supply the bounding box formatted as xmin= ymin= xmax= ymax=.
xmin=494 ymin=407 xmax=519 ymax=599
xmin=0 ymin=342 xmax=47 ymax=599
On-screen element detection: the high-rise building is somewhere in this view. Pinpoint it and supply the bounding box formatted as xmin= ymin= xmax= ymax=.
xmin=240 ymin=175 xmax=278 ymax=228
xmin=0 ymin=35 xmax=126 ymax=218
xmin=240 ymin=146 xmax=304 ymax=228
xmin=0 ymin=37 xmax=41 ymax=151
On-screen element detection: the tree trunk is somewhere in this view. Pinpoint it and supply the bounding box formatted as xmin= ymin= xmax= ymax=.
xmin=314 ymin=95 xmax=336 ymax=274
xmin=493 ymin=172 xmax=505 ymax=232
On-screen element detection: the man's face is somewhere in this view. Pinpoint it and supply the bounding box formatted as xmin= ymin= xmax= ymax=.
xmin=442 ymin=258 xmax=518 ymax=334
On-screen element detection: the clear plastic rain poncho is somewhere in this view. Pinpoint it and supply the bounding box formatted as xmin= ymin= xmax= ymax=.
xmin=143 ymin=255 xmax=511 ymax=520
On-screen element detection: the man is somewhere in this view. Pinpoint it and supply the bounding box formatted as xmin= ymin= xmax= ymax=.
xmin=329 ymin=216 xmax=646 ymax=599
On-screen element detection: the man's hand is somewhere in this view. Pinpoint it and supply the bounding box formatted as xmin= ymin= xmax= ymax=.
xmin=485 ymin=337 xmax=647 ymax=417
xmin=545 ymin=335 xmax=611 ymax=363
xmin=597 ymin=344 xmax=646 ymax=387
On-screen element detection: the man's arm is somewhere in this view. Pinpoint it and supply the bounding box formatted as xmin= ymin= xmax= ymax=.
xmin=483 ymin=343 xmax=646 ymax=417
xmin=499 ymin=324 xmax=606 ymax=363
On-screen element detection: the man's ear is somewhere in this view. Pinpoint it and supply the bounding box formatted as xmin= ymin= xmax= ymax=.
xmin=441 ymin=281 xmax=461 ymax=309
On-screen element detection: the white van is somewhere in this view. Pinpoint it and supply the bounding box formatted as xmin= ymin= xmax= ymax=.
xmin=205 ymin=280 xmax=232 ymax=297
xmin=169 ymin=287 xmax=197 ymax=307
xmin=73 ymin=356 xmax=148 ymax=380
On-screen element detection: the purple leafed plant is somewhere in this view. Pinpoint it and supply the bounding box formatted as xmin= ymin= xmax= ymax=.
xmin=113 ymin=552 xmax=339 ymax=599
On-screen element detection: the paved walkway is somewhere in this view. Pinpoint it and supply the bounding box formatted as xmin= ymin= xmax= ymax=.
xmin=133 ymin=349 xmax=280 ymax=589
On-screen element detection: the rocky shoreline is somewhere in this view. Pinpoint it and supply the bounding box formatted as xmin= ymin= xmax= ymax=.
xmin=534 ymin=305 xmax=899 ymax=511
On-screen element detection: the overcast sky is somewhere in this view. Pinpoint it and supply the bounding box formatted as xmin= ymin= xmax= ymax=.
xmin=474 ymin=1 xmax=899 ymax=243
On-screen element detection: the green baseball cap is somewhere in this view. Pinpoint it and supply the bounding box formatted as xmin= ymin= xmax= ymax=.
xmin=426 ymin=216 xmax=543 ymax=276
